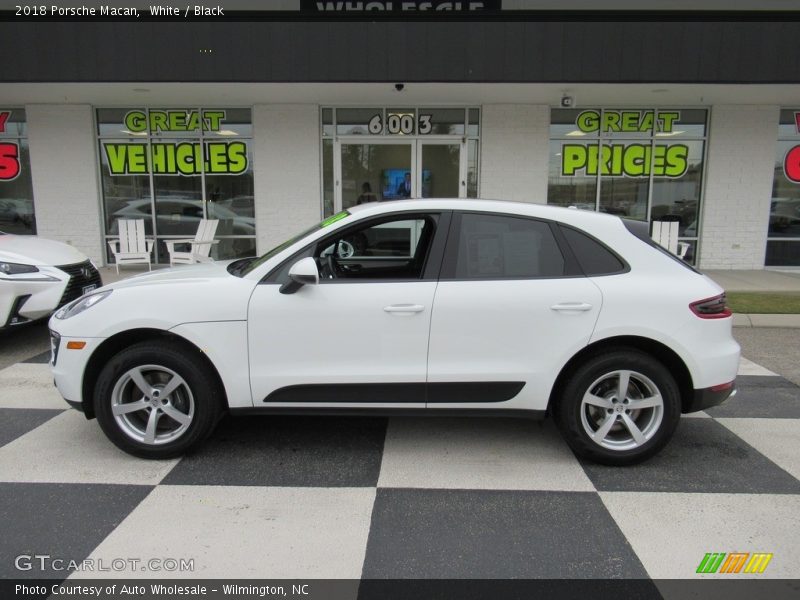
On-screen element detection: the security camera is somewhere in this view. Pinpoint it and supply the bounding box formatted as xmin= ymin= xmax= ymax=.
xmin=560 ymin=95 xmax=574 ymax=108
xmin=394 ymin=83 xmax=405 ymax=92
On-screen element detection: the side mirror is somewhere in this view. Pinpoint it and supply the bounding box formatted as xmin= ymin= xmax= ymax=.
xmin=279 ymin=256 xmax=319 ymax=295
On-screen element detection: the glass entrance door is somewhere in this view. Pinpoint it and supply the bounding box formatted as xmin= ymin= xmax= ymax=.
xmin=338 ymin=141 xmax=413 ymax=211
xmin=417 ymin=141 xmax=464 ymax=199
xmin=335 ymin=139 xmax=468 ymax=213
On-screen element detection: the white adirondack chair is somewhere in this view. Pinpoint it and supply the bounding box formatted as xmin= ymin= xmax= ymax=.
xmin=108 ymin=219 xmax=154 ymax=273
xmin=651 ymin=220 xmax=689 ymax=260
xmin=165 ymin=219 xmax=220 ymax=265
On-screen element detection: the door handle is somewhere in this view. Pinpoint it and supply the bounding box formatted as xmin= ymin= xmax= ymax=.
xmin=384 ymin=304 xmax=425 ymax=314
xmin=550 ymin=302 xmax=593 ymax=312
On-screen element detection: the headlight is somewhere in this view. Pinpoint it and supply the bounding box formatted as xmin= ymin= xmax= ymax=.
xmin=54 ymin=290 xmax=112 ymax=320
xmin=0 ymin=261 xmax=39 ymax=275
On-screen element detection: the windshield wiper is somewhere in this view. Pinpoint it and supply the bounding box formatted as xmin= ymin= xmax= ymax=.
xmin=227 ymin=257 xmax=256 ymax=277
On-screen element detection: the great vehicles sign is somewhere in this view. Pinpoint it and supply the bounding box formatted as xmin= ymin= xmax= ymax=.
xmin=102 ymin=109 xmax=248 ymax=177
xmin=559 ymin=110 xmax=689 ymax=179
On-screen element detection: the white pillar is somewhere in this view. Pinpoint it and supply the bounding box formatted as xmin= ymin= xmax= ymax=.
xmin=26 ymin=104 xmax=104 ymax=264
xmin=699 ymin=105 xmax=779 ymax=270
xmin=252 ymin=104 xmax=321 ymax=254
xmin=479 ymin=104 xmax=550 ymax=204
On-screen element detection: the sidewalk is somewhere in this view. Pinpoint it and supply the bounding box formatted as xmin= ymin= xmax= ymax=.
xmin=97 ymin=266 xmax=800 ymax=328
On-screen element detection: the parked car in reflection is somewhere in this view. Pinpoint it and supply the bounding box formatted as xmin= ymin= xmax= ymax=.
xmin=0 ymin=198 xmax=35 ymax=228
xmin=214 ymin=195 xmax=255 ymax=219
xmin=769 ymin=198 xmax=800 ymax=234
xmin=1 ymin=231 xmax=101 ymax=329
xmin=109 ymin=198 xmax=255 ymax=236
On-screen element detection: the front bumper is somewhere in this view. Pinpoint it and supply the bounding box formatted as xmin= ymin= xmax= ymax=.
xmin=50 ymin=331 xmax=102 ymax=415
xmin=685 ymin=381 xmax=737 ymax=413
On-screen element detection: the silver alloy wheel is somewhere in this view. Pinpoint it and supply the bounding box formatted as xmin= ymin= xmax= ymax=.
xmin=111 ymin=364 xmax=195 ymax=445
xmin=579 ymin=369 xmax=664 ymax=451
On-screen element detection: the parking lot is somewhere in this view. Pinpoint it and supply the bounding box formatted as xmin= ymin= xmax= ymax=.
xmin=0 ymin=319 xmax=798 ymax=583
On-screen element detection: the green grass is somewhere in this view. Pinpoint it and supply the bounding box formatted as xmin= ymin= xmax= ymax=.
xmin=726 ymin=292 xmax=800 ymax=314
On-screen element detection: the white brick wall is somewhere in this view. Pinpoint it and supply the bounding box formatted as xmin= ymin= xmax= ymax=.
xmin=479 ymin=104 xmax=550 ymax=204
xmin=26 ymin=104 xmax=104 ymax=264
xmin=253 ymin=104 xmax=321 ymax=254
xmin=698 ymin=105 xmax=779 ymax=270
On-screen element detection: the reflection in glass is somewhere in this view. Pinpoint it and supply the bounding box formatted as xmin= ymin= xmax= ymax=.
xmin=153 ymin=139 xmax=203 ymax=236
xmin=205 ymin=141 xmax=254 ymax=239
xmin=99 ymin=140 xmax=152 ymax=236
xmin=0 ymin=140 xmax=35 ymax=235
xmin=419 ymin=108 xmax=465 ymax=135
xmin=336 ymin=108 xmax=382 ymax=136
xmin=322 ymin=139 xmax=334 ymax=217
xmin=599 ymin=176 xmax=648 ymax=221
xmin=468 ymin=109 xmax=480 ymax=137
xmin=97 ymin=108 xmax=255 ymax=263
xmin=420 ymin=144 xmax=460 ymax=198
xmin=547 ymin=140 xmax=597 ymax=209
xmin=650 ymin=140 xmax=705 ymax=237
xmin=769 ymin=141 xmax=800 ymax=240
xmin=0 ymin=109 xmax=27 ymax=137
xmin=767 ymin=113 xmax=800 ymax=266
xmin=467 ymin=139 xmax=479 ymax=198
xmin=340 ymin=144 xmax=412 ymax=209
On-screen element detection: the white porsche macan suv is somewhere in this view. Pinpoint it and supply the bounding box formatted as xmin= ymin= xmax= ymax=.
xmin=49 ymin=200 xmax=739 ymax=465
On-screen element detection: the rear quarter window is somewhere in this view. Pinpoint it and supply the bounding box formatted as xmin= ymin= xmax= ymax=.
xmin=559 ymin=225 xmax=627 ymax=276
xmin=622 ymin=218 xmax=700 ymax=274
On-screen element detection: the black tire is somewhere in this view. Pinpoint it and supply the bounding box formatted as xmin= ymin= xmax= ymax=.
xmin=94 ymin=341 xmax=224 ymax=459
xmin=554 ymin=349 xmax=681 ymax=466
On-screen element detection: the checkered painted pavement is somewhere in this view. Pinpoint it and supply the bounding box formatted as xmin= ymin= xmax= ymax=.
xmin=0 ymin=352 xmax=798 ymax=581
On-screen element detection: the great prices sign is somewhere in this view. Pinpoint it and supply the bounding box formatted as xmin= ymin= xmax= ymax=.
xmin=102 ymin=109 xmax=248 ymax=177
xmin=0 ymin=111 xmax=21 ymax=181
xmin=559 ymin=110 xmax=689 ymax=179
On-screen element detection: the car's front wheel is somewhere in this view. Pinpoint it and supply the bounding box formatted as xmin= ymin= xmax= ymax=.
xmin=94 ymin=341 xmax=224 ymax=459
xmin=554 ymin=349 xmax=681 ymax=466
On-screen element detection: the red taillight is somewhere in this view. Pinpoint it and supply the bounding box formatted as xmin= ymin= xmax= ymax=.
xmin=689 ymin=293 xmax=732 ymax=319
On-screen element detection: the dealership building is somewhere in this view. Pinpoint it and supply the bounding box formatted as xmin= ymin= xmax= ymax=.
xmin=1 ymin=1 xmax=799 ymax=269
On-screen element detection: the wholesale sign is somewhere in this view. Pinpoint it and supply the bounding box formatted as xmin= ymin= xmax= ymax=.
xmin=102 ymin=110 xmax=248 ymax=177
xmin=0 ymin=111 xmax=20 ymax=181
xmin=559 ymin=110 xmax=689 ymax=178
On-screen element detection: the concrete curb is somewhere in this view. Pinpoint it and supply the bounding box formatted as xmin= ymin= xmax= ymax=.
xmin=733 ymin=313 xmax=800 ymax=328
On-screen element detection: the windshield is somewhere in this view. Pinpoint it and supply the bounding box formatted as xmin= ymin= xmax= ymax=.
xmin=230 ymin=210 xmax=351 ymax=277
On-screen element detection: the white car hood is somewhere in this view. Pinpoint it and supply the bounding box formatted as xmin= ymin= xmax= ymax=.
xmin=106 ymin=261 xmax=237 ymax=290
xmin=0 ymin=234 xmax=88 ymax=267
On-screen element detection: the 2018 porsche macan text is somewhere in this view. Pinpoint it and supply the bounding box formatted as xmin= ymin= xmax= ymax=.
xmin=49 ymin=200 xmax=739 ymax=465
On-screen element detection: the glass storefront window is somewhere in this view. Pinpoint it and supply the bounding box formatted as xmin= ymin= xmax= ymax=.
xmin=767 ymin=111 xmax=800 ymax=266
xmin=336 ymin=108 xmax=381 ymax=136
xmin=0 ymin=109 xmax=36 ymax=235
xmin=418 ymin=108 xmax=466 ymax=135
xmin=547 ymin=140 xmax=597 ymax=210
xmin=98 ymin=108 xmax=254 ymax=263
xmin=548 ymin=108 xmax=707 ymax=264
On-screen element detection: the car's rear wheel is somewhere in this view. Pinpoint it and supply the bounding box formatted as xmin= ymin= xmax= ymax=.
xmin=94 ymin=341 xmax=223 ymax=459
xmin=555 ymin=349 xmax=681 ymax=466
